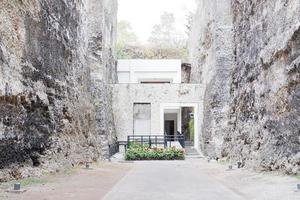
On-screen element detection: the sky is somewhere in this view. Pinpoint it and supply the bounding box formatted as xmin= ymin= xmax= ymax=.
xmin=118 ymin=0 xmax=197 ymax=44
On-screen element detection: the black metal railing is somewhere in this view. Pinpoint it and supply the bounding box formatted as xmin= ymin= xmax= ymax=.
xmin=108 ymin=134 xmax=185 ymax=156
xmin=127 ymin=134 xmax=185 ymax=149
xmin=108 ymin=142 xmax=120 ymax=157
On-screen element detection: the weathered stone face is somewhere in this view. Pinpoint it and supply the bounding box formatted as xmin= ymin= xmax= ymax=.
xmin=189 ymin=0 xmax=300 ymax=174
xmin=226 ymin=0 xmax=300 ymax=174
xmin=188 ymin=0 xmax=234 ymax=158
xmin=0 ymin=0 xmax=117 ymax=181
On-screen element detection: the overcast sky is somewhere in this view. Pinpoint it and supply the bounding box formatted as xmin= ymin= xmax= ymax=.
xmin=118 ymin=0 xmax=197 ymax=44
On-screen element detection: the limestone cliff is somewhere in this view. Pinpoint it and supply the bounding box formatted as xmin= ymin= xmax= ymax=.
xmin=189 ymin=0 xmax=234 ymax=159
xmin=0 ymin=0 xmax=117 ymax=181
xmin=189 ymin=0 xmax=300 ymax=174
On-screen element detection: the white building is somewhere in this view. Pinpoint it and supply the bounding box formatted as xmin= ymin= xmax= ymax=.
xmin=117 ymin=59 xmax=182 ymax=84
xmin=112 ymin=59 xmax=203 ymax=149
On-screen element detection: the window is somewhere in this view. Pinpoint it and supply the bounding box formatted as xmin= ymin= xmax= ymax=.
xmin=133 ymin=103 xmax=151 ymax=135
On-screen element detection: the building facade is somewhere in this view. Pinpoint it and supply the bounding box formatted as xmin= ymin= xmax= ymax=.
xmin=112 ymin=59 xmax=203 ymax=149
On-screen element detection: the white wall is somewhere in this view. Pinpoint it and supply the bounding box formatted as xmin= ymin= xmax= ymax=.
xmin=112 ymin=83 xmax=204 ymax=149
xmin=134 ymin=119 xmax=151 ymax=135
xmin=117 ymin=59 xmax=182 ymax=83
xmin=133 ymin=103 xmax=151 ymax=135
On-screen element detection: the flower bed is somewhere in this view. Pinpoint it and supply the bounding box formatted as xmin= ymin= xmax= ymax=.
xmin=125 ymin=143 xmax=185 ymax=160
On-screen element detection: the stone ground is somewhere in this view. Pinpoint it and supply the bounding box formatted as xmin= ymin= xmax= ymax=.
xmin=103 ymin=158 xmax=300 ymax=200
xmin=0 ymin=157 xmax=299 ymax=200
xmin=0 ymin=162 xmax=132 ymax=200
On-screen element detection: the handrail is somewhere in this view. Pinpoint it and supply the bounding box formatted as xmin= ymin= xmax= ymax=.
xmin=108 ymin=142 xmax=120 ymax=157
xmin=127 ymin=134 xmax=185 ymax=149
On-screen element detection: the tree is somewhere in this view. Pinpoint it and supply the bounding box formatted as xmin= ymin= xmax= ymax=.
xmin=117 ymin=20 xmax=139 ymax=58
xmin=148 ymin=12 xmax=186 ymax=49
xmin=116 ymin=13 xmax=191 ymax=60
xmin=147 ymin=12 xmax=188 ymax=59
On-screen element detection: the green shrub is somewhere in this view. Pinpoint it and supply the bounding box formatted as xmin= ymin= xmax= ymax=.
xmin=188 ymin=119 xmax=194 ymax=141
xmin=125 ymin=143 xmax=185 ymax=160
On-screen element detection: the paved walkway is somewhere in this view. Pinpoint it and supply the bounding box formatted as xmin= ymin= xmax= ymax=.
xmin=103 ymin=159 xmax=300 ymax=200
xmin=1 ymin=163 xmax=132 ymax=200
xmin=1 ymin=158 xmax=299 ymax=200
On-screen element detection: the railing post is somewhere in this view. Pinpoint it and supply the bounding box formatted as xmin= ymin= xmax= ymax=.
xmin=108 ymin=144 xmax=111 ymax=157
xmin=117 ymin=141 xmax=120 ymax=153
xmin=149 ymin=136 xmax=151 ymax=148
xmin=141 ymin=136 xmax=144 ymax=147
xmin=127 ymin=135 xmax=130 ymax=149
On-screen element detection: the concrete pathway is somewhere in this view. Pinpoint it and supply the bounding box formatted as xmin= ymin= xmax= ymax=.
xmin=103 ymin=159 xmax=300 ymax=200
xmin=1 ymin=158 xmax=299 ymax=200
xmin=0 ymin=163 xmax=132 ymax=200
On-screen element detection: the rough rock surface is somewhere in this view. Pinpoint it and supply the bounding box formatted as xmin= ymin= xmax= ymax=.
xmin=189 ymin=0 xmax=234 ymax=158
xmin=0 ymin=0 xmax=117 ymax=181
xmin=189 ymin=0 xmax=300 ymax=174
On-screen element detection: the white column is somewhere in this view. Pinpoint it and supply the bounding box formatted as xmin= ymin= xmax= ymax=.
xmin=160 ymin=104 xmax=164 ymax=135
xmin=177 ymin=108 xmax=182 ymax=133
xmin=194 ymin=104 xmax=199 ymax=149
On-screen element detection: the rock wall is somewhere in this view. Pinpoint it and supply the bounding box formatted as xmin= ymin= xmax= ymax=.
xmin=189 ymin=0 xmax=300 ymax=174
xmin=189 ymin=0 xmax=234 ymax=157
xmin=181 ymin=63 xmax=191 ymax=83
xmin=0 ymin=0 xmax=117 ymax=181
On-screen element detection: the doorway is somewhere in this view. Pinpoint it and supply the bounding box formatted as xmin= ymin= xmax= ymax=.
xmin=164 ymin=111 xmax=179 ymax=135
xmin=160 ymin=103 xmax=199 ymax=149
xmin=164 ymin=120 xmax=175 ymax=136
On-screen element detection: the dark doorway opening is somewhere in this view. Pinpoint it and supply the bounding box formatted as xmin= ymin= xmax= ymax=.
xmin=181 ymin=107 xmax=194 ymax=146
xmin=164 ymin=120 xmax=175 ymax=137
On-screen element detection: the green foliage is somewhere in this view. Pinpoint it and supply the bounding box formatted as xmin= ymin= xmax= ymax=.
xmin=125 ymin=143 xmax=185 ymax=161
xmin=117 ymin=20 xmax=139 ymax=46
xmin=148 ymin=12 xmax=186 ymax=49
xmin=117 ymin=20 xmax=139 ymax=59
xmin=94 ymin=100 xmax=102 ymax=108
xmin=117 ymin=13 xmax=189 ymax=60
xmin=188 ymin=119 xmax=194 ymax=141
xmin=117 ymin=45 xmax=188 ymax=60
